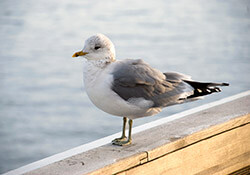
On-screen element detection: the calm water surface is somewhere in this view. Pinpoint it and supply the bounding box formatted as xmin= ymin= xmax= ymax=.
xmin=0 ymin=0 xmax=250 ymax=173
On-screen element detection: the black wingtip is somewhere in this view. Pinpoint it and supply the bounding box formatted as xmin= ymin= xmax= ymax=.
xmin=184 ymin=81 xmax=229 ymax=100
xmin=222 ymin=83 xmax=229 ymax=86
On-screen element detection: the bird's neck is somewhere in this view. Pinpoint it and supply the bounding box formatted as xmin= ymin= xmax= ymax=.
xmin=86 ymin=56 xmax=115 ymax=68
xmin=83 ymin=59 xmax=113 ymax=86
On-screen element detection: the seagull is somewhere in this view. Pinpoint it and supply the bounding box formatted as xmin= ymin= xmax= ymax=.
xmin=72 ymin=34 xmax=229 ymax=146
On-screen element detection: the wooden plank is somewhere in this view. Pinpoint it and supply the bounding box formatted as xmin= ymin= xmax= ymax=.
xmin=88 ymin=152 xmax=147 ymax=175
xmin=88 ymin=114 xmax=250 ymax=175
xmin=228 ymin=165 xmax=250 ymax=175
xmin=147 ymin=114 xmax=250 ymax=161
xmin=18 ymin=93 xmax=250 ymax=175
xmin=118 ymin=123 xmax=250 ymax=175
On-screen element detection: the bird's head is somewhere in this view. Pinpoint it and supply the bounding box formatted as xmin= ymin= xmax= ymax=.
xmin=72 ymin=34 xmax=116 ymax=62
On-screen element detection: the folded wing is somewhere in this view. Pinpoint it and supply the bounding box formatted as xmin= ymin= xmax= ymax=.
xmin=111 ymin=59 xmax=199 ymax=107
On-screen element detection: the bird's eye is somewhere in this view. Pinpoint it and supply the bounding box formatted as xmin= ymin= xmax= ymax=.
xmin=94 ymin=45 xmax=101 ymax=50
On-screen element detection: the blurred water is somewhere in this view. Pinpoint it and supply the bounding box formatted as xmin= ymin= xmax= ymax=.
xmin=0 ymin=0 xmax=250 ymax=173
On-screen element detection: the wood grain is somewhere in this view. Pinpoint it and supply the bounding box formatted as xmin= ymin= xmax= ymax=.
xmin=118 ymin=121 xmax=250 ymax=175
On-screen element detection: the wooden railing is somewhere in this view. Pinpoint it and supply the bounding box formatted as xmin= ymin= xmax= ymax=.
xmin=4 ymin=90 xmax=250 ymax=175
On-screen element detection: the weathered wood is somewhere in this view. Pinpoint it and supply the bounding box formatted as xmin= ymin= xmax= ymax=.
xmin=117 ymin=119 xmax=250 ymax=175
xmin=18 ymin=92 xmax=249 ymax=175
xmin=147 ymin=114 xmax=250 ymax=161
xmin=90 ymin=114 xmax=250 ymax=175
xmin=228 ymin=165 xmax=250 ymax=175
xmin=88 ymin=152 xmax=147 ymax=175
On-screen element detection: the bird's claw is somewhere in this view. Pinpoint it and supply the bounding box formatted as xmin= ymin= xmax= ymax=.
xmin=112 ymin=136 xmax=127 ymax=143
xmin=112 ymin=138 xmax=131 ymax=146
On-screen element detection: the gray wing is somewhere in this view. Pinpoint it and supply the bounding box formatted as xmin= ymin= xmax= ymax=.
xmin=111 ymin=59 xmax=194 ymax=107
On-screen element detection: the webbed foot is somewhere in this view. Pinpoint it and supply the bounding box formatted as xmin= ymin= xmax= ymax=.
xmin=112 ymin=138 xmax=132 ymax=146
xmin=112 ymin=136 xmax=127 ymax=143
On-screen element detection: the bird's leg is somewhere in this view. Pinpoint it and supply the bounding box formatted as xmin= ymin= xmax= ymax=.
xmin=112 ymin=119 xmax=133 ymax=146
xmin=127 ymin=119 xmax=133 ymax=144
xmin=112 ymin=117 xmax=127 ymax=143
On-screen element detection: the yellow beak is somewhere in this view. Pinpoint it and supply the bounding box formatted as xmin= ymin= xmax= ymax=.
xmin=72 ymin=51 xmax=88 ymax=57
